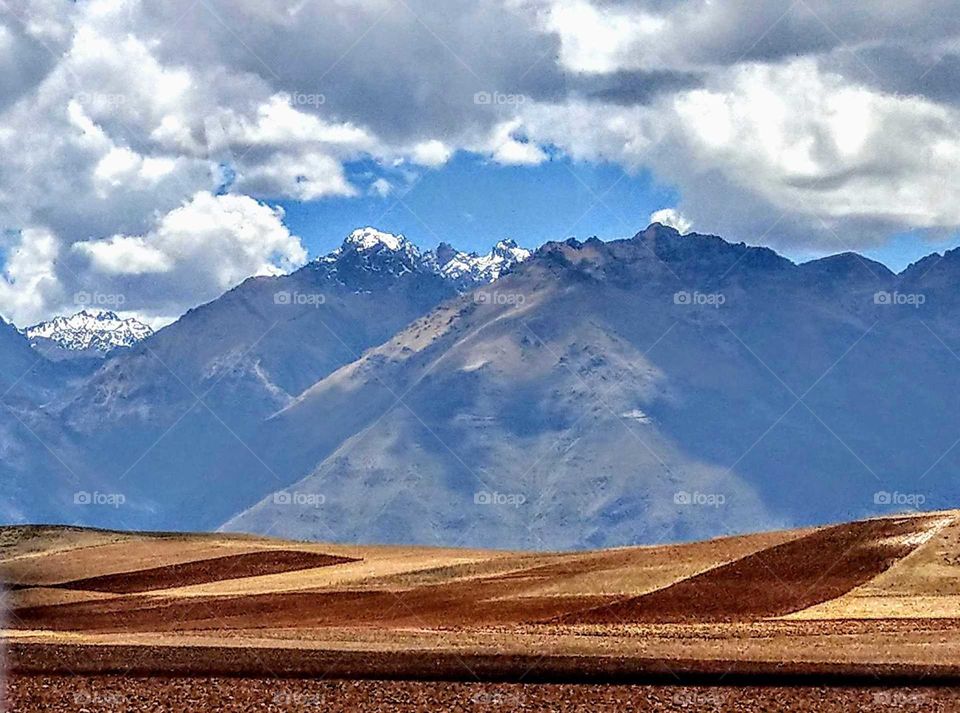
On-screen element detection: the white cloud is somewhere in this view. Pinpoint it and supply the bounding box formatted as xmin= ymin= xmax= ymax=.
xmin=68 ymin=191 xmax=307 ymax=324
xmin=543 ymin=0 xmax=667 ymax=74
xmin=485 ymin=120 xmax=549 ymax=166
xmin=74 ymin=236 xmax=172 ymax=276
xmin=519 ymin=58 xmax=960 ymax=245
xmin=2 ymin=0 xmax=960 ymax=324
xmin=650 ymin=209 xmax=692 ymax=234
xmin=369 ymin=178 xmax=393 ymax=197
xmin=0 ymin=228 xmax=62 ymax=326
xmin=232 ymin=150 xmax=357 ymax=201
xmin=208 ymin=94 xmax=374 ymax=200
xmin=664 ymin=60 xmax=960 ymax=238
xmin=410 ymin=140 xmax=453 ymax=168
xmin=539 ymin=0 xmax=960 ymax=77
xmin=92 ymin=147 xmax=179 ymax=196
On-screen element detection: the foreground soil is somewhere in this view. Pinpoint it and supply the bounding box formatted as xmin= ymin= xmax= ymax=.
xmin=7 ymin=516 xmax=960 ymax=710
xmin=9 ymin=640 xmax=960 ymax=682
xmin=7 ymin=674 xmax=960 ymax=712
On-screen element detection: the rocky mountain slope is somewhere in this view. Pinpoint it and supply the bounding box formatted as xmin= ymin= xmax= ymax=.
xmin=222 ymin=225 xmax=960 ymax=548
xmin=6 ymin=229 xmax=527 ymax=530
xmin=5 ymin=223 xmax=960 ymax=550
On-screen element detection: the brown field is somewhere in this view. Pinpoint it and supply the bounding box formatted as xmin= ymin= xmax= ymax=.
xmin=4 ymin=511 xmax=960 ymax=710
xmin=8 ymin=675 xmax=960 ymax=712
xmin=33 ymin=550 xmax=357 ymax=594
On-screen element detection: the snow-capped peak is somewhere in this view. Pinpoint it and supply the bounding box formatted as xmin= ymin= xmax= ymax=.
xmin=327 ymin=227 xmax=423 ymax=263
xmin=24 ymin=309 xmax=153 ymax=354
xmin=317 ymin=227 xmax=530 ymax=287
xmin=344 ymin=227 xmax=408 ymax=253
xmin=437 ymin=239 xmax=531 ymax=284
xmin=492 ymin=238 xmax=531 ymax=263
xmin=317 ymin=227 xmax=425 ymax=281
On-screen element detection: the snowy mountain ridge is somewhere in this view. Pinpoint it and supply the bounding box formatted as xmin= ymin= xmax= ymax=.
xmin=320 ymin=227 xmax=530 ymax=286
xmin=24 ymin=309 xmax=153 ymax=355
xmin=436 ymin=239 xmax=532 ymax=285
xmin=24 ymin=228 xmax=529 ymax=357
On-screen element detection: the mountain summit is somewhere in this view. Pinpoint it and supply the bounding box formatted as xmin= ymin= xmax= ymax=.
xmin=436 ymin=239 xmax=532 ymax=287
xmin=221 ymin=225 xmax=960 ymax=548
xmin=24 ymin=309 xmax=153 ymax=359
xmin=321 ymin=227 xmax=532 ymax=287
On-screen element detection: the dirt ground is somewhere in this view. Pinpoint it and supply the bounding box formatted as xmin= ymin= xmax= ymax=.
xmin=7 ymin=674 xmax=960 ymax=712
xmin=6 ymin=516 xmax=960 ymax=710
xmin=39 ymin=550 xmax=356 ymax=594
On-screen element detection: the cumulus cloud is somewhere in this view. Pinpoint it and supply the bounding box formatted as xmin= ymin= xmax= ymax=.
xmin=66 ymin=192 xmax=307 ymax=326
xmin=0 ymin=229 xmax=62 ymax=326
xmin=543 ymin=0 xmax=667 ymax=74
xmin=662 ymin=60 xmax=960 ymax=239
xmin=74 ymin=236 xmax=172 ymax=276
xmin=1 ymin=0 xmax=960 ymax=324
xmin=410 ymin=140 xmax=453 ymax=168
xmin=0 ymin=189 xmax=302 ymax=326
xmin=484 ymin=120 xmax=549 ymax=166
xmin=369 ymin=178 xmax=394 ymax=198
xmin=540 ymin=0 xmax=960 ymax=76
xmin=520 ymin=58 xmax=960 ymax=245
xmin=650 ymin=209 xmax=692 ymax=234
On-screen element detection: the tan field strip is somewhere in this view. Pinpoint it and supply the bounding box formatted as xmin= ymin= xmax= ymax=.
xmin=6 ymin=512 xmax=960 ymax=682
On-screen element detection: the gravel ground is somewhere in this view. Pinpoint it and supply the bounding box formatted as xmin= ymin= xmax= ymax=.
xmin=7 ymin=674 xmax=960 ymax=712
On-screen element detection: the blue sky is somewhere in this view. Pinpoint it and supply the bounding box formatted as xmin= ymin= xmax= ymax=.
xmin=277 ymin=153 xmax=677 ymax=256
xmin=278 ymin=153 xmax=958 ymax=272
xmin=860 ymin=233 xmax=960 ymax=274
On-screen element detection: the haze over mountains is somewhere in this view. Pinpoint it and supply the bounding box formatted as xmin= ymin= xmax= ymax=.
xmin=2 ymin=224 xmax=959 ymax=549
xmin=0 ymin=228 xmax=528 ymax=531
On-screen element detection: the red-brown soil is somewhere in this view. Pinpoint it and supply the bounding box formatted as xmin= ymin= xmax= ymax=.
xmin=10 ymin=674 xmax=960 ymax=713
xmin=5 ymin=513 xmax=960 ymax=710
xmin=564 ymin=516 xmax=933 ymax=624
xmin=39 ymin=550 xmax=355 ymax=593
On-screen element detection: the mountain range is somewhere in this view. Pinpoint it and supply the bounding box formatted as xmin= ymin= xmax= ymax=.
xmin=24 ymin=310 xmax=154 ymax=360
xmin=2 ymin=223 xmax=958 ymax=550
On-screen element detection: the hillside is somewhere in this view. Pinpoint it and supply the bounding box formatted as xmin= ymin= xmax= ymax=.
xmin=6 ymin=512 xmax=960 ymax=683
xmin=224 ymin=224 xmax=960 ymax=548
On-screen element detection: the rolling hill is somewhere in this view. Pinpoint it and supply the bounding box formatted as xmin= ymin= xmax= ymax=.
xmin=5 ymin=512 xmax=960 ymax=682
